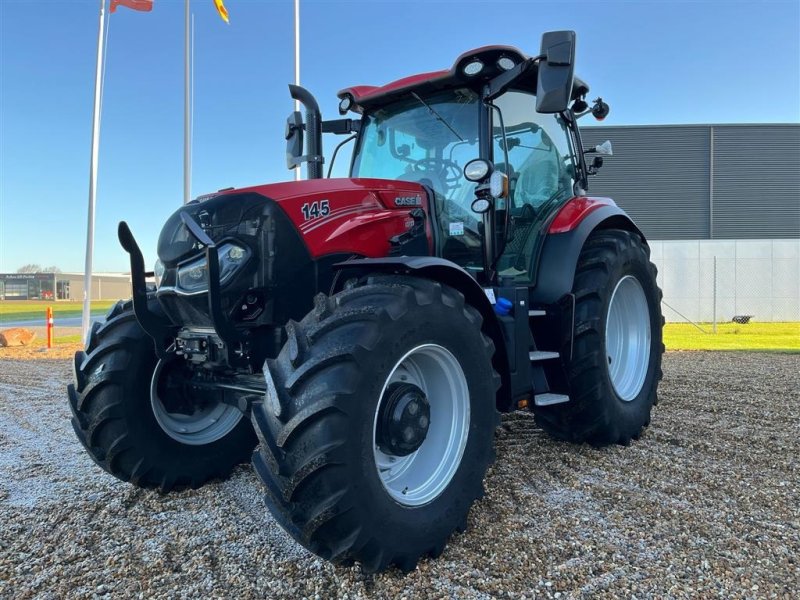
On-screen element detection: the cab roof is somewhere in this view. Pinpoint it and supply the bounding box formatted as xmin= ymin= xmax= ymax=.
xmin=338 ymin=45 xmax=588 ymax=112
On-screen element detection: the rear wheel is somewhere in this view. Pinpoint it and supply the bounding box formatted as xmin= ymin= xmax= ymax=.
xmin=251 ymin=277 xmax=500 ymax=572
xmin=535 ymin=229 xmax=664 ymax=446
xmin=67 ymin=299 xmax=257 ymax=491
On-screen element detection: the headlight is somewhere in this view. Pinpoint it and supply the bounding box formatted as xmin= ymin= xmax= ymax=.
xmin=153 ymin=259 xmax=165 ymax=288
xmin=176 ymin=243 xmax=250 ymax=293
xmin=464 ymin=158 xmax=492 ymax=182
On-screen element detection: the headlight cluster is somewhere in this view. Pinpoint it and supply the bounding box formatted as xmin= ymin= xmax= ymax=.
xmin=172 ymin=243 xmax=249 ymax=293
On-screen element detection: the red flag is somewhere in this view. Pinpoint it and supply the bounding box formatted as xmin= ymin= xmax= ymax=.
xmin=110 ymin=0 xmax=154 ymax=13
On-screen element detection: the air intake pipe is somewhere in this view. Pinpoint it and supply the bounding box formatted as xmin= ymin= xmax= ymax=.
xmin=289 ymin=84 xmax=324 ymax=179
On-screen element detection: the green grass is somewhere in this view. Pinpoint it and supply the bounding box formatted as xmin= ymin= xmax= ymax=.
xmin=4 ymin=300 xmax=795 ymax=352
xmin=664 ymin=321 xmax=800 ymax=352
xmin=0 ymin=300 xmax=118 ymax=322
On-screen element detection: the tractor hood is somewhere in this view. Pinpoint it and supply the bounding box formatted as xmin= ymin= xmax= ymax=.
xmin=157 ymin=178 xmax=430 ymax=267
xmin=153 ymin=177 xmax=432 ymax=332
xmin=229 ymin=177 xmax=428 ymax=229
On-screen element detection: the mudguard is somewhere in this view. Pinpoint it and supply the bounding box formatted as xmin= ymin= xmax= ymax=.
xmin=333 ymin=256 xmax=511 ymax=408
xmin=532 ymin=200 xmax=644 ymax=305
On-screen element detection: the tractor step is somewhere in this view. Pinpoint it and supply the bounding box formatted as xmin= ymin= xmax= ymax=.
xmin=528 ymin=309 xmax=546 ymax=316
xmin=534 ymin=393 xmax=570 ymax=407
xmin=529 ymin=350 xmax=559 ymax=361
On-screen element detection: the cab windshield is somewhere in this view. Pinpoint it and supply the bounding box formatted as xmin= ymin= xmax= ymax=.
xmin=350 ymin=87 xmax=577 ymax=278
xmin=351 ymin=89 xmax=484 ymax=266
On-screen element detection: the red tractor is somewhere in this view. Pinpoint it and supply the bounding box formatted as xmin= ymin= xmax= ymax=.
xmin=68 ymin=31 xmax=663 ymax=573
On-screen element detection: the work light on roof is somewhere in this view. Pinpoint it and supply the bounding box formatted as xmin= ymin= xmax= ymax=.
xmin=338 ymin=95 xmax=353 ymax=115
xmin=497 ymin=57 xmax=516 ymax=71
xmin=463 ymin=59 xmax=484 ymax=77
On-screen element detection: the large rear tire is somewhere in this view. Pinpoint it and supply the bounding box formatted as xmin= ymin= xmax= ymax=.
xmin=535 ymin=229 xmax=664 ymax=446
xmin=67 ymin=299 xmax=257 ymax=492
xmin=251 ymin=277 xmax=500 ymax=572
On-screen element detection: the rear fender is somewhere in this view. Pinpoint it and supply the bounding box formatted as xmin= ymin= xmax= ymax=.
xmin=533 ymin=202 xmax=645 ymax=305
xmin=333 ymin=257 xmax=512 ymax=410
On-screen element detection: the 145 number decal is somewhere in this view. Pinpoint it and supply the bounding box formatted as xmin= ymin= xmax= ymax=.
xmin=301 ymin=200 xmax=330 ymax=221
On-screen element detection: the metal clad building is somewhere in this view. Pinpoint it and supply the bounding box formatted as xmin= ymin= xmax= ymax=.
xmin=0 ymin=272 xmax=130 ymax=301
xmin=581 ymin=124 xmax=800 ymax=240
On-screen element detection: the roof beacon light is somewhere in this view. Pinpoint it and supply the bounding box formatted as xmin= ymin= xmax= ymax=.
xmin=463 ymin=59 xmax=484 ymax=77
xmin=497 ymin=57 xmax=515 ymax=71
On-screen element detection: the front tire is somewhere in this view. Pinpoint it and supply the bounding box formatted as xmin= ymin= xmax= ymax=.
xmin=535 ymin=229 xmax=664 ymax=446
xmin=251 ymin=277 xmax=500 ymax=572
xmin=67 ymin=299 xmax=257 ymax=491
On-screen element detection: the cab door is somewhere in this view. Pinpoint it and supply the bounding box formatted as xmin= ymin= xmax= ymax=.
xmin=492 ymin=91 xmax=578 ymax=283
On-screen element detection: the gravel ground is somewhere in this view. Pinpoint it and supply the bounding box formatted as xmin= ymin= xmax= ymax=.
xmin=1 ymin=352 xmax=798 ymax=599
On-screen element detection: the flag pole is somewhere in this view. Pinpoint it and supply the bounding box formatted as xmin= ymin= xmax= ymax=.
xmin=82 ymin=0 xmax=107 ymax=344
xmin=294 ymin=0 xmax=301 ymax=181
xmin=183 ymin=0 xmax=191 ymax=203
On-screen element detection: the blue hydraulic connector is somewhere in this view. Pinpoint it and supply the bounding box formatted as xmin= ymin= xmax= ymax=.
xmin=494 ymin=297 xmax=513 ymax=316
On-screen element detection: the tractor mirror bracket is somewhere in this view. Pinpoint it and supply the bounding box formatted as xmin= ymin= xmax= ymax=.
xmin=535 ymin=30 xmax=576 ymax=114
xmin=321 ymin=118 xmax=361 ymax=135
xmin=484 ymin=58 xmax=536 ymax=102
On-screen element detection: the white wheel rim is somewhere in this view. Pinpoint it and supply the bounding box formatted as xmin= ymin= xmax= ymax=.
xmin=605 ymin=275 xmax=651 ymax=401
xmin=150 ymin=359 xmax=243 ymax=446
xmin=373 ymin=344 xmax=470 ymax=507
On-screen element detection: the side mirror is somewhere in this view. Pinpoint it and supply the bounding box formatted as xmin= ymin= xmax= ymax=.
xmin=536 ymin=30 xmax=576 ymax=114
xmin=285 ymin=111 xmax=304 ymax=170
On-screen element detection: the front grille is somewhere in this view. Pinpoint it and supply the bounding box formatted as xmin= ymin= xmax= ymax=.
xmin=158 ymin=291 xmax=214 ymax=328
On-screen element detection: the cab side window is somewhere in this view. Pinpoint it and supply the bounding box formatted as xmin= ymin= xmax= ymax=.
xmin=493 ymin=91 xmax=575 ymax=213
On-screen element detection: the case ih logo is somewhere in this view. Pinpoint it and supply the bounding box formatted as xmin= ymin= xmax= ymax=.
xmin=394 ymin=195 xmax=421 ymax=207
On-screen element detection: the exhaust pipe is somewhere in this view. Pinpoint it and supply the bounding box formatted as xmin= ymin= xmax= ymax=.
xmin=289 ymin=84 xmax=324 ymax=179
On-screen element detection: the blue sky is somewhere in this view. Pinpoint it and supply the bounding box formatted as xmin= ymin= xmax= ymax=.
xmin=1 ymin=0 xmax=798 ymax=273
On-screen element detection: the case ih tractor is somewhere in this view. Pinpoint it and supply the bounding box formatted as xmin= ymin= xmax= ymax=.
xmin=68 ymin=31 xmax=663 ymax=572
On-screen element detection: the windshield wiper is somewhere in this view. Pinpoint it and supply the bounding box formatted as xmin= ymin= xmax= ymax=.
xmin=411 ymin=92 xmax=464 ymax=142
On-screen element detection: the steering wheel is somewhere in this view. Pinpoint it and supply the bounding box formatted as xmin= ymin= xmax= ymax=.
xmin=413 ymin=158 xmax=462 ymax=186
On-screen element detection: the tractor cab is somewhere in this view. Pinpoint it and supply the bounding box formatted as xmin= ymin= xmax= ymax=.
xmin=348 ymin=85 xmax=579 ymax=284
xmin=287 ymin=32 xmax=609 ymax=287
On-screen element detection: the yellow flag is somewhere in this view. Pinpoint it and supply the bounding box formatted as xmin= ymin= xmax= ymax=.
xmin=213 ymin=0 xmax=229 ymax=23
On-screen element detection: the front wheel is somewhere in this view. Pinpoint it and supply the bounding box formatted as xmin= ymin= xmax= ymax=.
xmin=67 ymin=299 xmax=257 ymax=491
xmin=535 ymin=229 xmax=664 ymax=446
xmin=251 ymin=277 xmax=500 ymax=572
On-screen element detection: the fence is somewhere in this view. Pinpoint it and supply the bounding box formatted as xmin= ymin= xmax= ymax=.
xmin=652 ymin=239 xmax=800 ymax=325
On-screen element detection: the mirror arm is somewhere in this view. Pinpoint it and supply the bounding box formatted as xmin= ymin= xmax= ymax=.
xmin=321 ymin=118 xmax=361 ymax=135
xmin=484 ymin=57 xmax=540 ymax=102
